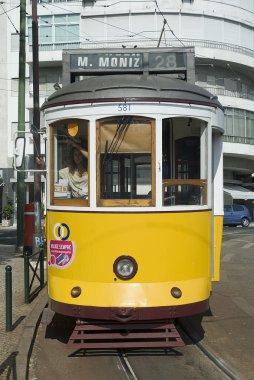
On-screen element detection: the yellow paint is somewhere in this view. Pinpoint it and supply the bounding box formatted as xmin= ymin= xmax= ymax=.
xmin=47 ymin=210 xmax=214 ymax=307
xmin=212 ymin=215 xmax=223 ymax=281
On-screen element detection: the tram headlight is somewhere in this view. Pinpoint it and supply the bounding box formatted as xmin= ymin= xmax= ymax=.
xmin=113 ymin=256 xmax=138 ymax=280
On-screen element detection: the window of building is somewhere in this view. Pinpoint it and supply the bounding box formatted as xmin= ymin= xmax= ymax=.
xmin=97 ymin=116 xmax=155 ymax=207
xmin=50 ymin=119 xmax=89 ymax=206
xmin=224 ymin=108 xmax=254 ymax=143
xmin=27 ymin=14 xmax=80 ymax=47
xmin=11 ymin=33 xmax=19 ymax=52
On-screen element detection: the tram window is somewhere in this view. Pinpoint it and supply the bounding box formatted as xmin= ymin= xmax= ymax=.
xmin=97 ymin=116 xmax=155 ymax=206
xmin=162 ymin=118 xmax=207 ymax=207
xmin=50 ymin=119 xmax=89 ymax=206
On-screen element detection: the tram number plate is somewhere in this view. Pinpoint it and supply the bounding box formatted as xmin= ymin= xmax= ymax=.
xmin=117 ymin=104 xmax=131 ymax=112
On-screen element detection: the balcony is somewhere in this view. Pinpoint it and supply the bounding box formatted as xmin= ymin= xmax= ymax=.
xmin=223 ymin=135 xmax=254 ymax=145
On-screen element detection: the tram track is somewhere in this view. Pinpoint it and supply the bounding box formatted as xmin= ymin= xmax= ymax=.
xmin=115 ymin=321 xmax=238 ymax=380
xmin=118 ymin=350 xmax=139 ymax=380
xmin=178 ymin=320 xmax=238 ymax=380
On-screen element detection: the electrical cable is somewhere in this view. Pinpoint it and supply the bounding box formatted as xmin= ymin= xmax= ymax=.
xmin=154 ymin=0 xmax=185 ymax=47
xmin=0 ymin=3 xmax=19 ymax=16
xmin=0 ymin=2 xmax=19 ymax=33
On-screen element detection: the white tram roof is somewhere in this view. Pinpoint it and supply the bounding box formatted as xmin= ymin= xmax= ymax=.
xmin=42 ymin=75 xmax=223 ymax=111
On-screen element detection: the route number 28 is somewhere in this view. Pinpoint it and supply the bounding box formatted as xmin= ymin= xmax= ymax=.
xmin=117 ymin=104 xmax=131 ymax=112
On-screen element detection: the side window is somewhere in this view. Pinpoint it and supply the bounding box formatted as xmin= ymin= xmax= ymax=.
xmin=50 ymin=119 xmax=89 ymax=206
xmin=233 ymin=205 xmax=243 ymax=212
xmin=224 ymin=205 xmax=232 ymax=212
xmin=97 ymin=116 xmax=155 ymax=207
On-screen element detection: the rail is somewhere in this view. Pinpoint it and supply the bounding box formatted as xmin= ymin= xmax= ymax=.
xmin=29 ymin=37 xmax=254 ymax=59
xmin=198 ymin=86 xmax=254 ymax=102
xmin=162 ymin=179 xmax=207 ymax=206
xmin=223 ymin=135 xmax=254 ymax=145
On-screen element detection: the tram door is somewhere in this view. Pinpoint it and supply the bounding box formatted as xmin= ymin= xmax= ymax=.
xmin=162 ymin=118 xmax=206 ymax=206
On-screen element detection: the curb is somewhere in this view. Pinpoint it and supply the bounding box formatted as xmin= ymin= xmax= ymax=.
xmin=16 ymin=288 xmax=48 ymax=380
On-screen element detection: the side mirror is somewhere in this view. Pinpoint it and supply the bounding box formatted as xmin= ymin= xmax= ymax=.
xmin=14 ymin=137 xmax=25 ymax=169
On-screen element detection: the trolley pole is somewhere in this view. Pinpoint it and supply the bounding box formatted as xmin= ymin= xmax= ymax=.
xmin=17 ymin=0 xmax=26 ymax=250
xmin=32 ymin=0 xmax=41 ymax=238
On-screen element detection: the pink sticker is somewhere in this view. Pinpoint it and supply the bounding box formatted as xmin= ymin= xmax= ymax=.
xmin=49 ymin=240 xmax=75 ymax=269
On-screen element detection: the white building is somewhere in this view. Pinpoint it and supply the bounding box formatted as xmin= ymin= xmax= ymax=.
xmin=2 ymin=0 xmax=254 ymax=219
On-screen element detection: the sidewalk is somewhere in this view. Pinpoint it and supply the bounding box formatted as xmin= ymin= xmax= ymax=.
xmin=0 ymin=226 xmax=47 ymax=379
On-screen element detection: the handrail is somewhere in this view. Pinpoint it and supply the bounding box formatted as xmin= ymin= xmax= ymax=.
xmin=24 ymin=245 xmax=46 ymax=304
xmin=29 ymin=37 xmax=254 ymax=59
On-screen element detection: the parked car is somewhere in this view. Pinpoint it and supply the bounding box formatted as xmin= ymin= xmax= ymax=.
xmin=224 ymin=204 xmax=253 ymax=227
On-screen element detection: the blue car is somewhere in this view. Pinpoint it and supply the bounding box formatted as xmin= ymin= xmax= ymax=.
xmin=224 ymin=204 xmax=253 ymax=227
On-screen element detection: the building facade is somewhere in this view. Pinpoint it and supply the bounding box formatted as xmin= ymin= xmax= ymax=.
xmin=2 ymin=0 xmax=254 ymax=221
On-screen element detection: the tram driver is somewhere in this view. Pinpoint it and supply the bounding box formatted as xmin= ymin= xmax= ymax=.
xmin=59 ymin=141 xmax=88 ymax=199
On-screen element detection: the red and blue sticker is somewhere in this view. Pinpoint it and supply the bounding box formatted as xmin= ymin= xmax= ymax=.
xmin=48 ymin=223 xmax=75 ymax=269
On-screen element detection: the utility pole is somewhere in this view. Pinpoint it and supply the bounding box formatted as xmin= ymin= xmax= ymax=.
xmin=32 ymin=0 xmax=41 ymax=239
xmin=16 ymin=0 xmax=26 ymax=250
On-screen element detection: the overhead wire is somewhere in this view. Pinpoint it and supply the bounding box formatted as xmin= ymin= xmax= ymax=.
xmin=154 ymin=0 xmax=185 ymax=47
xmin=0 ymin=3 xmax=19 ymax=16
xmin=0 ymin=2 xmax=19 ymax=33
xmin=39 ymin=0 xmax=159 ymax=43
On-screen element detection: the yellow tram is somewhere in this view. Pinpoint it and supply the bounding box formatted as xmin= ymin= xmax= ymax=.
xmin=42 ymin=74 xmax=224 ymax=331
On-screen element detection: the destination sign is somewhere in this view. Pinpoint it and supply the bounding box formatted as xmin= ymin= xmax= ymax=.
xmin=62 ymin=48 xmax=195 ymax=84
xmin=70 ymin=53 xmax=143 ymax=71
xmin=70 ymin=52 xmax=187 ymax=72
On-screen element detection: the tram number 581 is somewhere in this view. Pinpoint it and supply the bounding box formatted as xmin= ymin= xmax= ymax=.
xmin=117 ymin=104 xmax=131 ymax=112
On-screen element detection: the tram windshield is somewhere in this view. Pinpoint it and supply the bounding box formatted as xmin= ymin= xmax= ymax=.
xmin=48 ymin=115 xmax=208 ymax=208
xmin=97 ymin=116 xmax=155 ymax=207
xmin=50 ymin=119 xmax=89 ymax=206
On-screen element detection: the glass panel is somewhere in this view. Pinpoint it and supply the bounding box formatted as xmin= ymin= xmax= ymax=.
xmin=39 ymin=26 xmax=52 ymax=44
xmin=246 ymin=112 xmax=254 ymax=138
xmin=54 ymin=15 xmax=67 ymax=24
xmin=52 ymin=119 xmax=89 ymax=202
xmin=66 ymin=24 xmax=79 ymax=42
xmin=68 ymin=14 xmax=80 ymax=23
xmin=163 ymin=182 xmax=207 ymax=206
xmin=162 ymin=117 xmax=206 ymax=207
xmin=28 ymin=27 xmax=32 ymax=45
xmin=39 ymin=16 xmax=52 ymax=25
xmin=55 ymin=24 xmax=79 ymax=42
xmin=225 ymin=109 xmax=233 ymax=135
xmin=99 ymin=116 xmax=153 ymax=203
xmin=55 ymin=25 xmax=67 ymax=42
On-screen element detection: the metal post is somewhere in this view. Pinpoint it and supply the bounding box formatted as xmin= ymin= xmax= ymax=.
xmin=5 ymin=266 xmax=12 ymax=332
xmin=32 ymin=0 xmax=41 ymax=250
xmin=17 ymin=0 xmax=26 ymax=249
xmin=39 ymin=248 xmax=44 ymax=289
xmin=24 ymin=251 xmax=30 ymax=304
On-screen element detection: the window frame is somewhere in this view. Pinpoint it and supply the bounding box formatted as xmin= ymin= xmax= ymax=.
xmin=96 ymin=117 xmax=156 ymax=207
xmin=49 ymin=119 xmax=90 ymax=207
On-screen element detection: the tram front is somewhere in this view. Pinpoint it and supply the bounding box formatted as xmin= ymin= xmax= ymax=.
xmin=42 ymin=75 xmax=224 ymax=323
